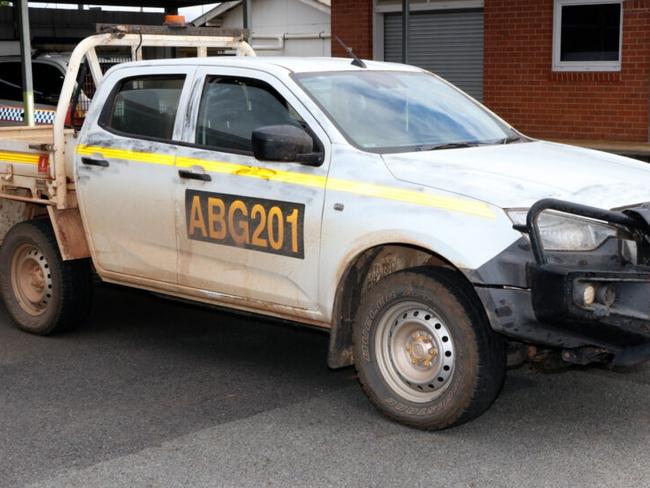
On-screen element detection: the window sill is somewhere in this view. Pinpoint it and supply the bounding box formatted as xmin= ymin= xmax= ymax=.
xmin=549 ymin=71 xmax=622 ymax=82
xmin=552 ymin=64 xmax=621 ymax=73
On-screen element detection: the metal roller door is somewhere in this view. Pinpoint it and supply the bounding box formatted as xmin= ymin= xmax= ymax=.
xmin=384 ymin=9 xmax=484 ymax=101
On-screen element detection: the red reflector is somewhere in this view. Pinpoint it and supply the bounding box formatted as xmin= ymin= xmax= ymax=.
xmin=38 ymin=154 xmax=49 ymax=173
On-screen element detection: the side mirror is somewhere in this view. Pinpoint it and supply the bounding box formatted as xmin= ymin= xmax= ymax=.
xmin=252 ymin=124 xmax=323 ymax=166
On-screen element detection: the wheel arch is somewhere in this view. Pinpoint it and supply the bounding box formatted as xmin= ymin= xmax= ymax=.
xmin=45 ymin=206 xmax=91 ymax=261
xmin=0 ymin=198 xmax=46 ymax=246
xmin=1 ymin=188 xmax=90 ymax=261
xmin=327 ymin=242 xmax=481 ymax=369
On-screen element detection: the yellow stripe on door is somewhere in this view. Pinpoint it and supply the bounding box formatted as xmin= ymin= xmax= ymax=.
xmin=77 ymin=145 xmax=175 ymax=166
xmin=76 ymin=145 xmax=495 ymax=219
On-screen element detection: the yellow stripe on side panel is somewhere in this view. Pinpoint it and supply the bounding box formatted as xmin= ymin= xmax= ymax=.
xmin=178 ymin=155 xmax=494 ymax=218
xmin=326 ymin=179 xmax=495 ymax=219
xmin=0 ymin=151 xmax=40 ymax=165
xmin=176 ymin=156 xmax=328 ymax=190
xmin=77 ymin=145 xmax=175 ymax=166
xmin=176 ymin=157 xmax=495 ymax=219
xmin=76 ymin=145 xmax=495 ymax=219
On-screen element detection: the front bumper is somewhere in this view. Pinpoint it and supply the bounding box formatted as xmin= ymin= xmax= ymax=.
xmin=530 ymin=265 xmax=650 ymax=346
xmin=475 ymin=198 xmax=650 ymax=363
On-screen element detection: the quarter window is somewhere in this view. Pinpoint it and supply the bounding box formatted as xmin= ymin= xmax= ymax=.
xmin=102 ymin=76 xmax=185 ymax=141
xmin=195 ymin=76 xmax=304 ymax=154
xmin=553 ymin=0 xmax=623 ymax=72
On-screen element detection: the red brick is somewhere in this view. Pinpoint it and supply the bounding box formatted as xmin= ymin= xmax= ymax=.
xmin=331 ymin=0 xmax=373 ymax=59
xmin=331 ymin=0 xmax=650 ymax=142
xmin=484 ymin=0 xmax=650 ymax=141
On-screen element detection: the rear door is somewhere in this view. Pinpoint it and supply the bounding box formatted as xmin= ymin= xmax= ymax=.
xmin=174 ymin=67 xmax=331 ymax=312
xmin=75 ymin=66 xmax=194 ymax=283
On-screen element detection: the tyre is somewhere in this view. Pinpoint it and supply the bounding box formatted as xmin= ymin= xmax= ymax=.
xmin=353 ymin=268 xmax=506 ymax=430
xmin=0 ymin=219 xmax=93 ymax=335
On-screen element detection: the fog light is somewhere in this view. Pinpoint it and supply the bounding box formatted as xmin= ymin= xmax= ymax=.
xmin=583 ymin=284 xmax=596 ymax=306
xmin=574 ymin=282 xmax=600 ymax=307
xmin=597 ymin=284 xmax=616 ymax=307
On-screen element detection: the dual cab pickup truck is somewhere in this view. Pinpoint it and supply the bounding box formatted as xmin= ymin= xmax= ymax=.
xmin=1 ymin=30 xmax=650 ymax=430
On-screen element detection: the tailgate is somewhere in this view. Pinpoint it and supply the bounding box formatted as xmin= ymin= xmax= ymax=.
xmin=0 ymin=126 xmax=69 ymax=179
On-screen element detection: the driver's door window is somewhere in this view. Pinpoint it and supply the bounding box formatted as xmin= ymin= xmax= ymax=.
xmin=195 ymin=76 xmax=304 ymax=154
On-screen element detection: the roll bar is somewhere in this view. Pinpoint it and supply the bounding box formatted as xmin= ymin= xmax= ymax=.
xmin=51 ymin=30 xmax=255 ymax=208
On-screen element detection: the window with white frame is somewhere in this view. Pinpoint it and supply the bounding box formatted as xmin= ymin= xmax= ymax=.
xmin=553 ymin=0 xmax=623 ymax=72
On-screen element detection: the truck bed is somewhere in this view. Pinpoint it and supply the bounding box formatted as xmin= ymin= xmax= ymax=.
xmin=0 ymin=125 xmax=57 ymax=144
xmin=0 ymin=30 xmax=254 ymax=211
xmin=0 ymin=125 xmax=74 ymax=181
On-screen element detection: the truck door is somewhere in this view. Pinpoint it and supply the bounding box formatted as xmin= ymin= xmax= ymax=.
xmin=76 ymin=67 xmax=195 ymax=283
xmin=175 ymin=68 xmax=330 ymax=312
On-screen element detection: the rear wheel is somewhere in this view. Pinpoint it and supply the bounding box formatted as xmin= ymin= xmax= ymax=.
xmin=0 ymin=219 xmax=93 ymax=335
xmin=353 ymin=268 xmax=506 ymax=430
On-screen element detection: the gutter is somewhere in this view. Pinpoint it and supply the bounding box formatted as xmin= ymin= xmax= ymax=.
xmin=251 ymin=32 xmax=331 ymax=51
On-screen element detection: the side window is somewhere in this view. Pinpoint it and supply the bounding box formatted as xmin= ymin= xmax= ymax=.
xmin=33 ymin=63 xmax=65 ymax=105
xmin=0 ymin=62 xmax=24 ymax=102
xmin=195 ymin=76 xmax=304 ymax=153
xmin=552 ymin=0 xmax=622 ymax=72
xmin=101 ymin=76 xmax=185 ymax=141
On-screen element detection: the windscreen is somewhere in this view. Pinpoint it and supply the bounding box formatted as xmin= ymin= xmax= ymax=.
xmin=295 ymin=71 xmax=515 ymax=153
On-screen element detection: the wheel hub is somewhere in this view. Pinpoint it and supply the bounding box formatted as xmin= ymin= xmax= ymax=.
xmin=375 ymin=302 xmax=456 ymax=403
xmin=11 ymin=244 xmax=52 ymax=316
xmin=405 ymin=331 xmax=438 ymax=368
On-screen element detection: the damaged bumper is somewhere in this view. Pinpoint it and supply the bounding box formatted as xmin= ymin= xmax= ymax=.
xmin=476 ymin=198 xmax=650 ymax=366
xmin=530 ymin=266 xmax=650 ymax=347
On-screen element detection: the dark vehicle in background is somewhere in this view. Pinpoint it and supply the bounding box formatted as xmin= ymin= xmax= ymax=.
xmin=0 ymin=53 xmax=68 ymax=125
xmin=0 ymin=52 xmax=123 ymax=125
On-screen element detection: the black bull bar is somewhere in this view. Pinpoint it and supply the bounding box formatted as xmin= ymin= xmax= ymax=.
xmin=514 ymin=198 xmax=650 ymax=367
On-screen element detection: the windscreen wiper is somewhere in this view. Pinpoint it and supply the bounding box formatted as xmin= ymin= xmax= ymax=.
xmin=500 ymin=134 xmax=527 ymax=144
xmin=414 ymin=135 xmax=527 ymax=151
xmin=415 ymin=142 xmax=480 ymax=151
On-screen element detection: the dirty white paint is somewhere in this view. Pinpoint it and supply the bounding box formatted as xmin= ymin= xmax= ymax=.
xmin=3 ymin=48 xmax=650 ymax=328
xmin=74 ymin=57 xmax=516 ymax=323
xmin=384 ymin=141 xmax=650 ymax=210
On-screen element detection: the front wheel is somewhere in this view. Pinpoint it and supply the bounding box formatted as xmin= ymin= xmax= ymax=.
xmin=353 ymin=269 xmax=506 ymax=430
xmin=0 ymin=219 xmax=93 ymax=335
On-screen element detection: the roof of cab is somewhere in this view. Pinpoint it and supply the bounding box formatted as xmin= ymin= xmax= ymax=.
xmin=110 ymin=56 xmax=423 ymax=76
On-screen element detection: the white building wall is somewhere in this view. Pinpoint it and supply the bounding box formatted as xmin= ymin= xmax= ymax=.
xmin=220 ymin=0 xmax=331 ymax=56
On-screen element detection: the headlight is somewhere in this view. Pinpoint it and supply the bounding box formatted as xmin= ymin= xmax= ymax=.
xmin=507 ymin=210 xmax=618 ymax=251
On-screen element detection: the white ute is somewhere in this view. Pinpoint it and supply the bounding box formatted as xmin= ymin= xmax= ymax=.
xmin=2 ymin=31 xmax=650 ymax=430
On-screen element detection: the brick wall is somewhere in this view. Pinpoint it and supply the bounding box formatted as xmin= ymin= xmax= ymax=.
xmin=484 ymin=0 xmax=650 ymax=142
xmin=330 ymin=0 xmax=650 ymax=142
xmin=331 ymin=0 xmax=373 ymax=59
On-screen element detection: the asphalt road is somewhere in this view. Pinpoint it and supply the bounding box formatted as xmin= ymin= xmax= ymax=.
xmin=1 ymin=284 xmax=649 ymax=488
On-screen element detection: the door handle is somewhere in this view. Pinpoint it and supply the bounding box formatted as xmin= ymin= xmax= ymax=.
xmin=81 ymin=157 xmax=109 ymax=168
xmin=178 ymin=169 xmax=211 ymax=182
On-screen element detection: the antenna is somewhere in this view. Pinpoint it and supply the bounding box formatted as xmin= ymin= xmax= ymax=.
xmin=335 ymin=36 xmax=367 ymax=69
